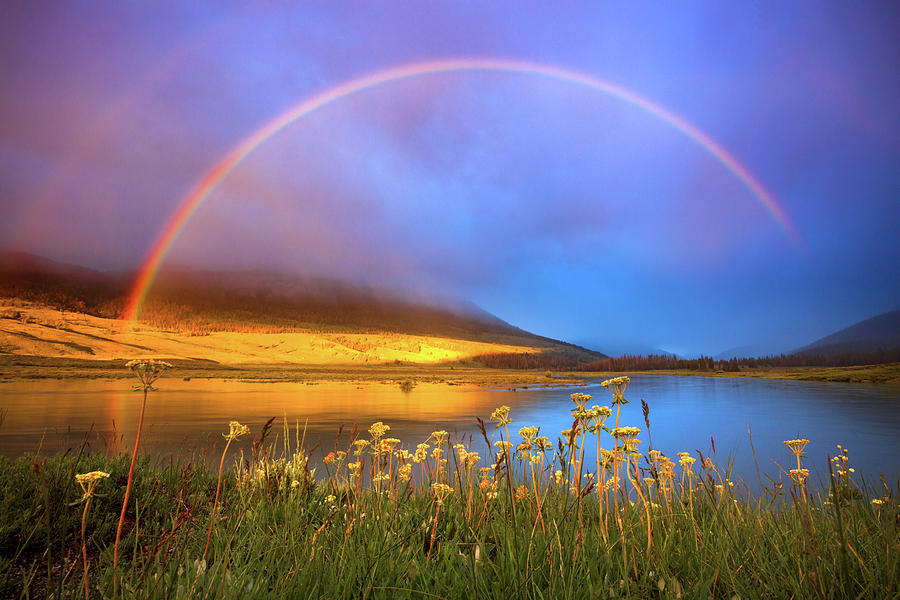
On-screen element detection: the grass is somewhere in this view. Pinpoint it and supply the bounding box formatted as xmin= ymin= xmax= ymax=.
xmin=0 ymin=377 xmax=897 ymax=598
xmin=576 ymin=363 xmax=900 ymax=385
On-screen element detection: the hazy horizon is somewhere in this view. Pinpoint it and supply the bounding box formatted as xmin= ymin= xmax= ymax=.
xmin=2 ymin=2 xmax=898 ymax=356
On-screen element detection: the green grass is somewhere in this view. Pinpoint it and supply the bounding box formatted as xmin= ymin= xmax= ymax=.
xmin=1 ymin=382 xmax=898 ymax=599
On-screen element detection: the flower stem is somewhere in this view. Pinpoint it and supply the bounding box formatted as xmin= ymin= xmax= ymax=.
xmin=113 ymin=387 xmax=147 ymax=591
xmin=202 ymin=437 xmax=233 ymax=563
xmin=81 ymin=497 xmax=92 ymax=599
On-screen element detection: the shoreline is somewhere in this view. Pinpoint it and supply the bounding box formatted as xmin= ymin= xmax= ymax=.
xmin=574 ymin=363 xmax=900 ymax=385
xmin=2 ymin=354 xmax=898 ymax=385
xmin=0 ymin=355 xmax=582 ymax=388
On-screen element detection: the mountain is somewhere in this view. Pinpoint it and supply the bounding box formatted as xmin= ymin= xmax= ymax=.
xmin=793 ymin=309 xmax=900 ymax=356
xmin=0 ymin=251 xmax=604 ymax=364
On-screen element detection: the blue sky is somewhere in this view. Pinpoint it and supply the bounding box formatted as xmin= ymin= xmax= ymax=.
xmin=1 ymin=1 xmax=898 ymax=356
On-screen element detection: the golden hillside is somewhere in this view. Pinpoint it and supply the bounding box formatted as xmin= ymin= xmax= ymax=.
xmin=0 ymin=302 xmax=552 ymax=365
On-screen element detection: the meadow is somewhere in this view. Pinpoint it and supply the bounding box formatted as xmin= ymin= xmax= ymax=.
xmin=0 ymin=363 xmax=897 ymax=599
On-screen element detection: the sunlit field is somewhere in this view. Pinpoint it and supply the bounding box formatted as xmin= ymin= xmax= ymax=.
xmin=0 ymin=362 xmax=896 ymax=599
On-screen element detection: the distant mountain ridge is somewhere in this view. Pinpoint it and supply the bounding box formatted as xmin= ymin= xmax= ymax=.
xmin=0 ymin=251 xmax=604 ymax=362
xmin=793 ymin=309 xmax=900 ymax=356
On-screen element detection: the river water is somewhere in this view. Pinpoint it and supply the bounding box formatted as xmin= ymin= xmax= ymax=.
xmin=1 ymin=374 xmax=898 ymax=489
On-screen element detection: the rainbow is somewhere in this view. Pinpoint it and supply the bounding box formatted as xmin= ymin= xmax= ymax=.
xmin=122 ymin=57 xmax=802 ymax=321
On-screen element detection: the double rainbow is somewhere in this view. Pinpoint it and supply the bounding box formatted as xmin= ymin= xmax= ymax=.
xmin=122 ymin=57 xmax=801 ymax=321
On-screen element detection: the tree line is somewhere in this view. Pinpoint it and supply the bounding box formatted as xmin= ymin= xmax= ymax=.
xmin=475 ymin=349 xmax=900 ymax=371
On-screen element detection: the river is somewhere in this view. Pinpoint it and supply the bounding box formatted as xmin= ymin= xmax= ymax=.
xmin=1 ymin=374 xmax=897 ymax=490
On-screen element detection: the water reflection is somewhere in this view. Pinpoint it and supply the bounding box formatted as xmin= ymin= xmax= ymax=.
xmin=1 ymin=375 xmax=897 ymax=489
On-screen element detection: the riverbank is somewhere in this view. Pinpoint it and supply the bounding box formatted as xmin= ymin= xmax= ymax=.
xmin=3 ymin=355 xmax=899 ymax=386
xmin=575 ymin=363 xmax=900 ymax=385
xmin=0 ymin=355 xmax=584 ymax=388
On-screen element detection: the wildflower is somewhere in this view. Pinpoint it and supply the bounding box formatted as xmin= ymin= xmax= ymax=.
xmin=125 ymin=359 xmax=172 ymax=391
xmin=601 ymin=376 xmax=630 ymax=404
xmin=587 ymin=405 xmax=613 ymax=433
xmin=368 ymin=422 xmax=390 ymax=440
xmin=224 ymin=420 xmax=250 ymax=442
xmin=75 ymin=471 xmax=110 ymax=500
xmin=789 ymin=468 xmax=810 ymax=485
xmin=323 ymin=452 xmax=336 ymax=464
xmin=398 ymin=463 xmax=413 ymax=481
xmin=595 ymin=405 xmax=612 ymax=417
xmin=432 ymin=483 xmax=453 ymax=505
xmin=430 ymin=430 xmax=449 ymax=444
xmin=493 ymin=440 xmax=512 ymax=451
xmin=325 ymin=494 xmax=336 ymax=504
xmin=518 ymin=425 xmax=540 ymax=442
xmin=600 ymin=448 xmax=616 ymax=469
xmin=463 ymin=451 xmax=481 ymax=469
xmin=624 ymin=438 xmax=642 ymax=454
xmin=75 ymin=470 xmax=110 ymax=598
xmin=612 ymin=426 xmax=641 ymax=439
xmin=353 ymin=440 xmax=370 ymax=455
xmin=783 ymin=438 xmax=810 ymax=456
xmin=516 ymin=485 xmax=529 ymax=501
xmin=570 ymin=393 xmax=592 ymax=416
xmin=489 ymin=406 xmax=512 ymax=427
xmin=871 ymin=498 xmax=884 ymax=507
xmin=116 ymin=359 xmax=172 ymax=577
xmin=414 ymin=443 xmax=429 ymax=463
xmin=379 ymin=438 xmax=401 ymax=452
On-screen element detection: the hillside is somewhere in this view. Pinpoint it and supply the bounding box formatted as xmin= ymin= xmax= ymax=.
xmin=793 ymin=309 xmax=900 ymax=356
xmin=0 ymin=252 xmax=603 ymax=365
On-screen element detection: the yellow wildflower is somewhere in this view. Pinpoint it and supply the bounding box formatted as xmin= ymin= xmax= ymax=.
xmin=368 ymin=422 xmax=390 ymax=439
xmin=224 ymin=421 xmax=250 ymax=442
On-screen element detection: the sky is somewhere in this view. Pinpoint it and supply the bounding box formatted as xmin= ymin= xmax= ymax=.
xmin=1 ymin=1 xmax=898 ymax=357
